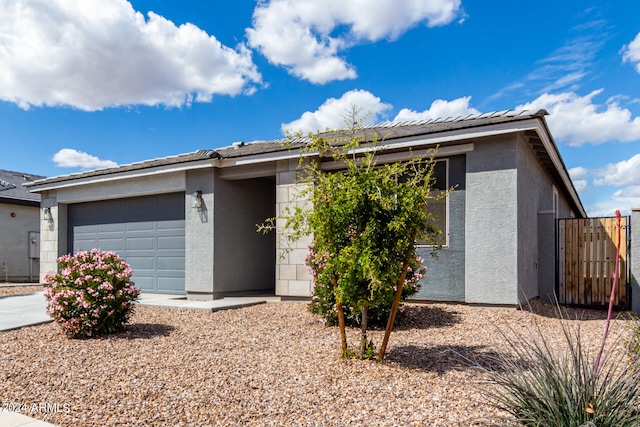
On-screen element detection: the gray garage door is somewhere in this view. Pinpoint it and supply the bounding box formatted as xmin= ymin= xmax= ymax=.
xmin=68 ymin=193 xmax=185 ymax=294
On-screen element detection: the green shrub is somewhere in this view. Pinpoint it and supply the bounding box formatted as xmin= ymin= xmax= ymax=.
xmin=44 ymin=249 xmax=140 ymax=338
xmin=478 ymin=316 xmax=640 ymax=426
xmin=307 ymin=245 xmax=425 ymax=327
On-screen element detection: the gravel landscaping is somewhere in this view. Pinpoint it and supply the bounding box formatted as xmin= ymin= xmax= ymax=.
xmin=0 ymin=284 xmax=43 ymax=297
xmin=0 ymin=297 xmax=626 ymax=426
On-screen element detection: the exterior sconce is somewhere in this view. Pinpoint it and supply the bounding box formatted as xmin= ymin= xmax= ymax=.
xmin=192 ymin=191 xmax=203 ymax=210
xmin=43 ymin=207 xmax=53 ymax=221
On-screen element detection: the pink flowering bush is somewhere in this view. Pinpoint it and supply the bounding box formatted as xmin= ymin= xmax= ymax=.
xmin=44 ymin=249 xmax=140 ymax=338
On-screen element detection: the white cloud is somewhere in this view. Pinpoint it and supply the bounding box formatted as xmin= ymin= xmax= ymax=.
xmin=246 ymin=0 xmax=462 ymax=84
xmin=587 ymin=194 xmax=639 ymax=217
xmin=582 ymin=153 xmax=640 ymax=216
xmin=281 ymin=89 xmax=391 ymax=134
xmin=52 ymin=148 xmax=118 ymax=169
xmin=622 ymin=32 xmax=640 ymax=73
xmin=568 ymin=166 xmax=589 ymax=194
xmin=0 ymin=0 xmax=261 ymax=111
xmin=593 ymin=154 xmax=640 ymax=187
xmin=516 ymin=90 xmax=640 ymax=146
xmin=393 ymin=96 xmax=480 ymax=122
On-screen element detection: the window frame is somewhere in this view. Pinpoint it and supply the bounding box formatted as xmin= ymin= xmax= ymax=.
xmin=416 ymin=158 xmax=449 ymax=248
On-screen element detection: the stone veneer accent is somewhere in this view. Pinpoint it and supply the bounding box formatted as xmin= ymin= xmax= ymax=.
xmin=275 ymin=159 xmax=313 ymax=297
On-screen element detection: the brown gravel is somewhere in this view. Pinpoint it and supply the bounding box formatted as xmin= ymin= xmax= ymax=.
xmin=0 ymin=284 xmax=43 ymax=297
xmin=0 ymin=299 xmax=627 ymax=426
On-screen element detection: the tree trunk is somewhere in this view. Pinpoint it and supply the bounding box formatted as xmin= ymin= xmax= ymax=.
xmin=359 ymin=303 xmax=368 ymax=358
xmin=377 ymin=247 xmax=414 ymax=361
xmin=333 ymin=274 xmax=348 ymax=357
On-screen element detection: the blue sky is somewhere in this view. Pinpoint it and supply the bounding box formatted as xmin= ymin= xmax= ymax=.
xmin=1 ymin=0 xmax=639 ymax=216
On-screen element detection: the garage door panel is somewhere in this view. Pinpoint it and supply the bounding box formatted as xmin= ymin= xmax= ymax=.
xmin=73 ymin=239 xmax=98 ymax=252
xmin=125 ymin=256 xmax=155 ymax=270
xmin=69 ymin=193 xmax=185 ymax=294
xmin=98 ymin=223 xmax=126 ymax=233
xmin=126 ymin=221 xmax=155 ymax=232
xmin=158 ymin=257 xmax=184 ymax=271
xmin=158 ymin=277 xmax=185 ymax=291
xmin=127 ymin=237 xmax=155 ymax=250
xmin=158 ymin=236 xmax=185 ymax=250
xmin=74 ymin=224 xmax=98 ymax=234
xmin=158 ymin=220 xmax=185 ymax=230
xmin=135 ymin=276 xmax=154 ymax=292
xmin=97 ymin=238 xmax=125 ymax=251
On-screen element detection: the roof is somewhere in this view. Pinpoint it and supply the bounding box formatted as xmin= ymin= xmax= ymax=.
xmin=216 ymin=109 xmax=549 ymax=158
xmin=26 ymin=109 xmax=548 ymax=187
xmin=0 ymin=169 xmax=45 ymax=205
xmin=22 ymin=108 xmax=585 ymax=217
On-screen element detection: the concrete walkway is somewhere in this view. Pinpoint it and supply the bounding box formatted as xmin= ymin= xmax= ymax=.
xmin=0 ymin=291 xmax=51 ymax=331
xmin=0 ymin=410 xmax=59 ymax=427
xmin=138 ymin=293 xmax=280 ymax=311
xmin=0 ymin=291 xmax=279 ymax=332
xmin=0 ymin=289 xmax=279 ymax=427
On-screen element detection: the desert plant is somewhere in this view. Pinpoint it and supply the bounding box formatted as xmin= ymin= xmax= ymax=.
xmin=625 ymin=313 xmax=640 ymax=366
xmin=44 ymin=249 xmax=140 ymax=338
xmin=477 ymin=314 xmax=640 ymax=426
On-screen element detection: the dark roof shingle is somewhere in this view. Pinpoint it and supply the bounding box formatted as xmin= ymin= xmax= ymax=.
xmin=0 ymin=170 xmax=45 ymax=203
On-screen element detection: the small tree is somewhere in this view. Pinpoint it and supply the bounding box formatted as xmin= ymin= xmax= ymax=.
xmin=262 ymin=110 xmax=444 ymax=360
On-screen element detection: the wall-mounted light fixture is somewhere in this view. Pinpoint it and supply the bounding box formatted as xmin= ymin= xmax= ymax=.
xmin=192 ymin=191 xmax=203 ymax=210
xmin=43 ymin=207 xmax=53 ymax=221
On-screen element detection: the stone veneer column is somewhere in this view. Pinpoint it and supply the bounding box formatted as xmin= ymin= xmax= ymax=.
xmin=275 ymin=159 xmax=313 ymax=297
xmin=631 ymin=207 xmax=640 ymax=313
xmin=38 ymin=192 xmax=67 ymax=282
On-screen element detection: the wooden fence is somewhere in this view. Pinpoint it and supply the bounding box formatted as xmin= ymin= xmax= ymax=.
xmin=557 ymin=216 xmax=630 ymax=308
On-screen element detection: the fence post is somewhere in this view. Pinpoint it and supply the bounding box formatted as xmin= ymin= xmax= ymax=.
xmin=632 ymin=207 xmax=640 ymax=313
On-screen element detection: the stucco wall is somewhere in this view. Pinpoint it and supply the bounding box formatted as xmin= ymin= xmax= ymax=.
xmin=185 ymin=169 xmax=215 ymax=298
xmin=465 ymin=135 xmax=519 ymax=305
xmin=53 ymin=172 xmax=186 ymax=204
xmin=0 ymin=203 xmax=40 ymax=281
xmin=516 ymin=136 xmax=546 ymax=302
xmin=415 ymin=155 xmax=466 ymax=301
xmin=517 ymin=136 xmax=581 ymax=303
xmin=213 ymin=172 xmax=276 ymax=295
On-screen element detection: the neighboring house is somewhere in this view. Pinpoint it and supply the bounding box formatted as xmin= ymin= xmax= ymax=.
xmin=0 ymin=170 xmax=45 ymax=282
xmin=26 ymin=110 xmax=586 ymax=306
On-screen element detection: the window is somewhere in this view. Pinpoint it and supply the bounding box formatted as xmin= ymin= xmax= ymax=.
xmin=417 ymin=160 xmax=448 ymax=247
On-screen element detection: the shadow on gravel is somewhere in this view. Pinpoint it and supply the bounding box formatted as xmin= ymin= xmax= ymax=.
xmin=393 ymin=305 xmax=463 ymax=330
xmin=519 ymin=299 xmax=611 ymax=321
xmin=387 ymin=344 xmax=509 ymax=374
xmin=111 ymin=323 xmax=176 ymax=340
